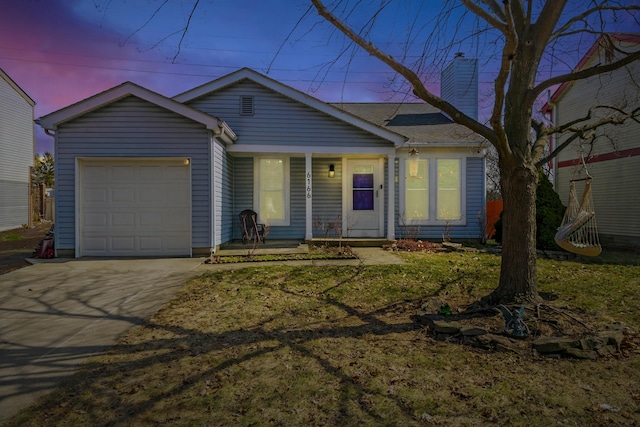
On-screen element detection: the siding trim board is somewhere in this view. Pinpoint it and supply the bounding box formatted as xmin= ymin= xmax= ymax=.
xmin=557 ymin=147 xmax=640 ymax=168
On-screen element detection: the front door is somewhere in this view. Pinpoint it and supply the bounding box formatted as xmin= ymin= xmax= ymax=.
xmin=345 ymin=159 xmax=383 ymax=237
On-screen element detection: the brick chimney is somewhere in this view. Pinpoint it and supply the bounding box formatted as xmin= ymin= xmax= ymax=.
xmin=441 ymin=52 xmax=478 ymax=120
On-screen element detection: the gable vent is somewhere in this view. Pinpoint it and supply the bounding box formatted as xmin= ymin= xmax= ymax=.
xmin=240 ymin=96 xmax=255 ymax=116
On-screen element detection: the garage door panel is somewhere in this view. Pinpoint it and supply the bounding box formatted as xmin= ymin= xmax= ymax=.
xmin=139 ymin=236 xmax=163 ymax=251
xmin=111 ymin=188 xmax=135 ymax=204
xmin=84 ymin=237 xmax=108 ymax=252
xmin=139 ymin=188 xmax=164 ymax=204
xmin=80 ymin=159 xmax=192 ymax=257
xmin=165 ymin=165 xmax=189 ymax=180
xmin=83 ymin=166 xmax=108 ymax=182
xmin=163 ymin=187 xmax=191 ymax=204
xmin=138 ymin=165 xmax=163 ymax=180
xmin=164 ymin=234 xmax=191 ymax=250
xmin=163 ymin=211 xmax=191 ymax=228
xmin=111 ymin=212 xmax=135 ymax=227
xmin=84 ymin=212 xmax=108 ymax=227
xmin=143 ymin=212 xmax=164 ymax=227
xmin=112 ymin=166 xmax=135 ymax=181
xmin=84 ymin=189 xmax=108 ymax=203
xmin=111 ymin=237 xmax=136 ymax=251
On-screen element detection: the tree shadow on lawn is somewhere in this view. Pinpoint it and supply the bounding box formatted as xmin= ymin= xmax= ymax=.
xmin=7 ymin=261 xmax=637 ymax=426
xmin=8 ymin=266 xmax=439 ymax=426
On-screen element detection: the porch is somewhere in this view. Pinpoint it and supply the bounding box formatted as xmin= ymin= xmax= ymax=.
xmin=219 ymin=238 xmax=394 ymax=254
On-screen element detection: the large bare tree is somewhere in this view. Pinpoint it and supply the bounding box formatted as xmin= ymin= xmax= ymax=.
xmin=311 ymin=0 xmax=640 ymax=304
xmin=106 ymin=0 xmax=638 ymax=304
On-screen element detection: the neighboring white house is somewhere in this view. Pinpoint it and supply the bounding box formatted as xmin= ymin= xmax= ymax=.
xmin=0 ymin=68 xmax=35 ymax=231
xmin=543 ymin=34 xmax=640 ymax=250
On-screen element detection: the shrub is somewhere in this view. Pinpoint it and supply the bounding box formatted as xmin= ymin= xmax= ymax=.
xmin=494 ymin=171 xmax=566 ymax=250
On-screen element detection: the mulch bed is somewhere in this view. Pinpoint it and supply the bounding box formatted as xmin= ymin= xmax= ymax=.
xmin=205 ymin=246 xmax=358 ymax=264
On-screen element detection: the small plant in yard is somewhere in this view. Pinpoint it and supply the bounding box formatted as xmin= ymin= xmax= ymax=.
xmin=477 ymin=208 xmax=487 ymax=245
xmin=313 ymin=214 xmax=342 ymax=238
xmin=6 ymin=252 xmax=640 ymax=426
xmin=442 ymin=219 xmax=454 ymax=242
xmin=398 ymin=211 xmax=421 ymax=240
xmin=1 ymin=232 xmax=23 ymax=241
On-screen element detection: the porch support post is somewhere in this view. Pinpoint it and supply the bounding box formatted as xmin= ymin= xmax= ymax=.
xmin=387 ymin=155 xmax=395 ymax=241
xmin=305 ymin=153 xmax=313 ymax=241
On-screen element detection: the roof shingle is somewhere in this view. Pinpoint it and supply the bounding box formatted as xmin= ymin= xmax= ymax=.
xmin=331 ymin=102 xmax=484 ymax=145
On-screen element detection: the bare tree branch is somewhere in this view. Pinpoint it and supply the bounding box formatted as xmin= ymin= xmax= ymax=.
xmin=534 ymin=105 xmax=640 ymax=167
xmin=531 ymin=0 xmax=568 ymax=59
xmin=267 ymin=4 xmax=314 ymax=74
xmin=310 ymin=0 xmax=497 ymax=143
xmin=486 ymin=2 xmax=518 ymax=157
xmin=531 ymin=48 xmax=640 ymax=101
xmin=171 ymin=0 xmax=201 ymax=63
xmin=461 ymin=0 xmax=507 ymax=33
xmin=509 ymin=0 xmax=526 ymax=31
xmin=120 ymin=0 xmax=170 ymax=47
xmin=534 ymin=132 xmax=581 ymax=168
xmin=551 ymin=4 xmax=640 ymax=41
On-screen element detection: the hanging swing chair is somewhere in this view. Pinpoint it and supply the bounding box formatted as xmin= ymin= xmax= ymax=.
xmin=554 ymin=175 xmax=602 ymax=257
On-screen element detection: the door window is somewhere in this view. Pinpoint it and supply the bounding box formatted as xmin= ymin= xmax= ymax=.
xmin=352 ymin=165 xmax=374 ymax=210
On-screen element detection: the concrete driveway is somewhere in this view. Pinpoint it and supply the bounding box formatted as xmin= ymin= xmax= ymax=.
xmin=0 ymin=258 xmax=203 ymax=424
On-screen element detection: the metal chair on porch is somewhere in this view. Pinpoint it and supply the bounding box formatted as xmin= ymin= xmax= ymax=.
xmin=239 ymin=209 xmax=266 ymax=245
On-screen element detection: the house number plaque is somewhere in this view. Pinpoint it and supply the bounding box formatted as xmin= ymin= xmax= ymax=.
xmin=306 ymin=172 xmax=312 ymax=198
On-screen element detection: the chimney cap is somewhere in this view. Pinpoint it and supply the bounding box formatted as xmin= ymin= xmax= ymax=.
xmin=454 ymin=52 xmax=465 ymax=58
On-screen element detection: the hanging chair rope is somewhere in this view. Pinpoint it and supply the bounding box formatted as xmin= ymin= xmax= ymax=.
xmin=555 ymin=178 xmax=602 ymax=256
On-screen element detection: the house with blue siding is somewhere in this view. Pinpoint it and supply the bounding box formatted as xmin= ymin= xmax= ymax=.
xmin=37 ymin=61 xmax=486 ymax=258
xmin=0 ymin=68 xmax=35 ymax=231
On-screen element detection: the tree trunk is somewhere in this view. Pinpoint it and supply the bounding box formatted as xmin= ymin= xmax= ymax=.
xmin=487 ymin=162 xmax=540 ymax=304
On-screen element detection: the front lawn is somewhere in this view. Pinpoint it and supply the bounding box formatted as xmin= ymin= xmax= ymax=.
xmin=7 ymin=251 xmax=640 ymax=426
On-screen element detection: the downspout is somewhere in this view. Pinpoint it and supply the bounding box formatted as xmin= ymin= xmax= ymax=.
xmin=210 ymin=131 xmax=217 ymax=254
xmin=551 ymin=106 xmax=558 ymax=191
xmin=209 ymin=122 xmax=230 ymax=254
xmin=546 ymin=89 xmax=558 ymax=190
xmin=40 ymin=126 xmax=58 ymax=256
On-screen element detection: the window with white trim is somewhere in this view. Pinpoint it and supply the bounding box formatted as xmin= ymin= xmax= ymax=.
xmin=436 ymin=159 xmax=462 ymax=220
xmin=401 ymin=156 xmax=465 ymax=224
xmin=254 ymin=157 xmax=290 ymax=226
xmin=404 ymin=159 xmax=429 ymax=219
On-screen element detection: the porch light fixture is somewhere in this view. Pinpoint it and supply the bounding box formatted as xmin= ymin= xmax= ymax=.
xmin=408 ymin=148 xmax=419 ymax=178
xmin=328 ymin=164 xmax=335 ymax=178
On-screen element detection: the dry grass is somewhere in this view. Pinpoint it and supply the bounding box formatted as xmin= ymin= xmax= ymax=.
xmin=6 ymin=251 xmax=640 ymax=426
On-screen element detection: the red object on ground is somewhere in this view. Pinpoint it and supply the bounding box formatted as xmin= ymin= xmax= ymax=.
xmin=486 ymin=200 xmax=503 ymax=239
xmin=37 ymin=238 xmax=54 ymax=258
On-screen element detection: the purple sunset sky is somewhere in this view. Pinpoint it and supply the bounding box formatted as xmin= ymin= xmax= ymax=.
xmin=1 ymin=0 xmax=636 ymax=154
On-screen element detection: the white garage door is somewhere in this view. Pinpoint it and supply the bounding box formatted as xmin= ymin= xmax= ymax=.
xmin=79 ymin=159 xmax=191 ymax=257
